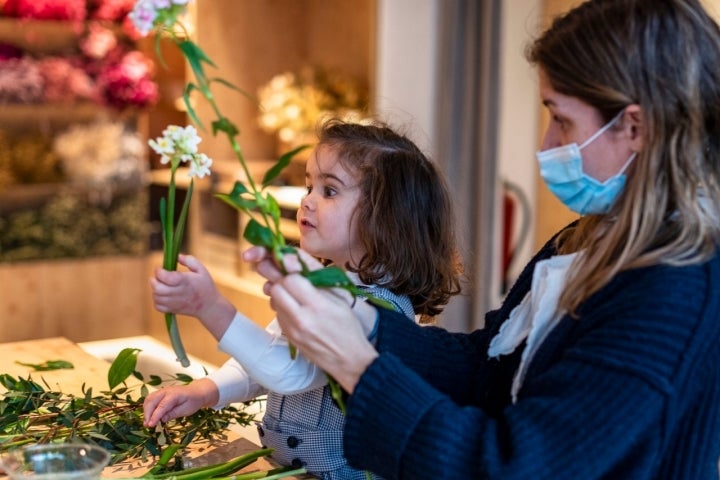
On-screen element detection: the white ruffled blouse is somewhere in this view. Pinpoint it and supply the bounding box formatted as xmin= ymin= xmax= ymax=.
xmin=488 ymin=252 xmax=578 ymax=403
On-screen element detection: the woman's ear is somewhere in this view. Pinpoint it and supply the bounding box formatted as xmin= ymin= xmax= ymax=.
xmin=623 ymin=104 xmax=643 ymax=152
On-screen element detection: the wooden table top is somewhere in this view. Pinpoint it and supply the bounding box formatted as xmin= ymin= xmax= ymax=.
xmin=0 ymin=337 xmax=311 ymax=479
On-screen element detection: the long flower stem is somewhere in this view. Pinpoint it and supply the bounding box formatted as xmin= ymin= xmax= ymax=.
xmin=162 ymin=166 xmax=192 ymax=367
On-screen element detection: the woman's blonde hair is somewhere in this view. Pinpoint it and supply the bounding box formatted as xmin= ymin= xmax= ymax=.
xmin=527 ymin=0 xmax=720 ymax=315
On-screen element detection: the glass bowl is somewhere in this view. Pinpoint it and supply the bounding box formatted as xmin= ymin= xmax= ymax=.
xmin=0 ymin=444 xmax=110 ymax=479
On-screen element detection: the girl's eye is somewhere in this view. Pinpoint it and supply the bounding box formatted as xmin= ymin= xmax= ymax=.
xmin=323 ymin=186 xmax=337 ymax=198
xmin=305 ymin=185 xmax=312 ymax=195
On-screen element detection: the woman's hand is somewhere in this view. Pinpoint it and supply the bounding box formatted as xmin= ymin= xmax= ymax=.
xmin=143 ymin=378 xmax=219 ymax=427
xmin=242 ymin=247 xmax=379 ymax=393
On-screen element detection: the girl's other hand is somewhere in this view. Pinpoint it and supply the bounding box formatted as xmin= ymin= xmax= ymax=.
xmin=143 ymin=378 xmax=219 ymax=427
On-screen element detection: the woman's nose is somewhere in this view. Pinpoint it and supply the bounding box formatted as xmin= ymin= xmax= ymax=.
xmin=540 ymin=126 xmax=561 ymax=151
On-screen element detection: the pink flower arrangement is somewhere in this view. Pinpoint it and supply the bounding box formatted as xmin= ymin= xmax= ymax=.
xmin=37 ymin=56 xmax=98 ymax=103
xmin=0 ymin=57 xmax=43 ymax=103
xmin=1 ymin=0 xmax=137 ymax=24
xmin=96 ymin=50 xmax=158 ymax=109
xmin=0 ymin=3 xmax=159 ymax=110
xmin=2 ymin=0 xmax=87 ymax=21
xmin=87 ymin=0 xmax=135 ymax=22
xmin=79 ymin=22 xmax=118 ymax=59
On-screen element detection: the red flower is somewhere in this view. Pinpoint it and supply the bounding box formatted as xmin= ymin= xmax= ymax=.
xmin=96 ymin=50 xmax=158 ymax=109
xmin=11 ymin=0 xmax=87 ymax=21
xmin=88 ymin=0 xmax=135 ymax=22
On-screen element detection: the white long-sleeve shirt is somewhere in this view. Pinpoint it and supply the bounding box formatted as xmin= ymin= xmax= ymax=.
xmin=208 ymin=274 xmax=416 ymax=408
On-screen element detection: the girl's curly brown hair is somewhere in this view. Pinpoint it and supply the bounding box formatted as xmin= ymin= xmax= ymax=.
xmin=316 ymin=118 xmax=463 ymax=322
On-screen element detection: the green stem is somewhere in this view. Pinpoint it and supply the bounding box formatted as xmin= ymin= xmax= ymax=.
xmin=164 ymin=167 xmax=176 ymax=270
xmin=326 ymin=374 xmax=346 ymax=415
xmin=220 ymin=466 xmax=307 ymax=479
xmin=224 ymin=127 xmax=257 ymax=193
xmin=166 ymin=312 xmax=190 ymax=368
xmin=163 ymin=167 xmax=191 ymax=368
xmin=142 ymin=447 xmax=273 ymax=479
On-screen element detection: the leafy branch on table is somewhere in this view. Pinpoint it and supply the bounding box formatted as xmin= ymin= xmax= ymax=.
xmin=0 ymin=348 xmax=304 ymax=478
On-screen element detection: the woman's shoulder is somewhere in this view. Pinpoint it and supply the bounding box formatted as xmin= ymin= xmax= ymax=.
xmin=573 ymin=250 xmax=720 ymax=389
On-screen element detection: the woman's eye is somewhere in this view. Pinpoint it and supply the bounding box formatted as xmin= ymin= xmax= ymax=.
xmin=552 ymin=115 xmax=569 ymax=131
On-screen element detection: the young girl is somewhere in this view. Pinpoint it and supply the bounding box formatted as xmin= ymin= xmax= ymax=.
xmin=143 ymin=119 xmax=463 ymax=480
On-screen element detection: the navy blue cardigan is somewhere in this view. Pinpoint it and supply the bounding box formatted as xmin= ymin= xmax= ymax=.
xmin=343 ymin=236 xmax=720 ymax=479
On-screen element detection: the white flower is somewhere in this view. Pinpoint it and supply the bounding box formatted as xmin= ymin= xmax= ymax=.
xmin=149 ymin=136 xmax=174 ymax=156
xmin=149 ymin=124 xmax=212 ymax=177
xmin=188 ymin=153 xmax=212 ymax=179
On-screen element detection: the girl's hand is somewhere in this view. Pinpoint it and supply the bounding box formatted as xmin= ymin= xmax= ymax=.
xmin=151 ymin=254 xmax=236 ymax=340
xmin=143 ymin=378 xmax=219 ymax=427
xmin=151 ymin=254 xmax=220 ymax=317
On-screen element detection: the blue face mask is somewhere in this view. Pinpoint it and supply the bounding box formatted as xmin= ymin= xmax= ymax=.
xmin=536 ymin=111 xmax=635 ymax=215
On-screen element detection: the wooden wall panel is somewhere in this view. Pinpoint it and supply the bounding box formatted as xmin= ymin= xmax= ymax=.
xmin=0 ymin=256 xmax=148 ymax=343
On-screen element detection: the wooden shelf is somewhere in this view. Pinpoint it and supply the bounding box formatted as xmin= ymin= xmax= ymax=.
xmin=0 ymin=180 xmax=147 ymax=215
xmin=0 ymin=17 xmax=124 ymax=55
xmin=0 ymin=103 xmax=139 ymax=132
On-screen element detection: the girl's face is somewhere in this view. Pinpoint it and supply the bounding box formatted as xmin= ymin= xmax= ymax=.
xmin=538 ymin=69 xmax=635 ymax=182
xmin=297 ymin=145 xmax=364 ymax=268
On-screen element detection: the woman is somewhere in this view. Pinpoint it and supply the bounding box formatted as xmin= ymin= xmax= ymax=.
xmin=246 ymin=0 xmax=720 ymax=478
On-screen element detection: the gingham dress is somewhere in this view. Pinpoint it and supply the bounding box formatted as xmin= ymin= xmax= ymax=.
xmin=258 ymin=285 xmax=415 ymax=480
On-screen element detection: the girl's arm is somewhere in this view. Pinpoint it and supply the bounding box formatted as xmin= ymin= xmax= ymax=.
xmin=216 ymin=313 xmax=330 ymax=394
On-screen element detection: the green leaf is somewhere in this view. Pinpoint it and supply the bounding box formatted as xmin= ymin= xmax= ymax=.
xmin=153 ymin=34 xmax=168 ymax=70
xmin=0 ymin=373 xmax=17 ymax=390
xmin=215 ymin=192 xmax=257 ymax=213
xmin=214 ymin=181 xmax=258 ymax=213
xmin=108 ymin=348 xmax=141 ymax=390
xmin=262 ymin=144 xmax=310 ymax=188
xmin=174 ymin=373 xmax=194 ymax=384
xmin=171 ymin=180 xmax=194 ymax=265
xmin=265 ymin=193 xmax=281 ymax=229
xmin=15 ymin=360 xmax=73 ymax=371
xmin=305 ymin=267 xmax=397 ymax=311
xmin=211 ymin=117 xmax=239 ymax=138
xmin=209 ymin=76 xmax=240 ymax=91
xmin=305 ymin=266 xmax=354 ymax=288
xmin=180 ymin=40 xmax=216 ymax=68
xmin=179 ymin=40 xmax=215 ymax=84
xmin=243 ymin=218 xmax=275 ymax=248
xmin=355 ymin=288 xmax=396 ymax=311
xmin=183 ymin=83 xmax=204 ymax=130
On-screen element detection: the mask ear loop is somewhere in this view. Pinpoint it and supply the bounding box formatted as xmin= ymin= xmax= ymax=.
xmin=579 ymin=109 xmax=626 ymax=150
xmin=618 ymin=152 xmax=637 ymax=174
